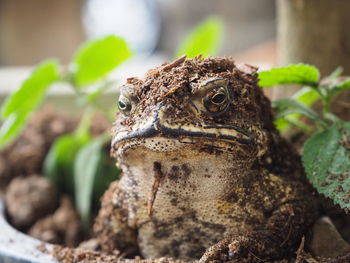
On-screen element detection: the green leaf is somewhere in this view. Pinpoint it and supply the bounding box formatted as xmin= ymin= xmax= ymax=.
xmin=258 ymin=64 xmax=320 ymax=87
xmin=175 ymin=16 xmax=223 ymax=59
xmin=74 ymin=136 xmax=119 ymax=230
xmin=273 ymin=118 xmax=290 ymax=131
xmin=273 ymin=98 xmax=324 ymax=126
xmin=44 ymin=133 xmax=91 ymax=195
xmin=0 ymin=113 xmax=28 ymax=148
xmin=302 ymin=122 xmax=350 ymax=210
xmin=1 ymin=60 xmax=59 ymax=118
xmin=292 ymin=86 xmax=320 ymax=106
xmin=0 ymin=60 xmax=59 ymax=148
xmin=71 ymin=35 xmax=132 ymax=87
xmin=91 ymin=145 xmax=120 ymax=210
xmin=273 ymin=87 xmax=321 ymax=132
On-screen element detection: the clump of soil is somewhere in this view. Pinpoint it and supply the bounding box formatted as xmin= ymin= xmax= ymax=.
xmin=6 ymin=174 xmax=59 ymax=229
xmin=29 ymin=195 xmax=82 ymax=247
xmin=5 ymin=174 xmax=82 ymax=246
xmin=0 ymin=108 xmax=77 ymax=190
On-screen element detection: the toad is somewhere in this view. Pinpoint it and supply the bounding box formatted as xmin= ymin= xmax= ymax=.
xmin=94 ymin=56 xmax=318 ymax=262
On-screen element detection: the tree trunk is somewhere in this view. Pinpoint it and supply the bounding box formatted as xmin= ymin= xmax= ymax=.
xmin=274 ymin=0 xmax=350 ymax=99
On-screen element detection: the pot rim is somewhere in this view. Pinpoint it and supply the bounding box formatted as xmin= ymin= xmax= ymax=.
xmin=0 ymin=199 xmax=57 ymax=263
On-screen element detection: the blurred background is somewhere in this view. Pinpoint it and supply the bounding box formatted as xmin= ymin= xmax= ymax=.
xmin=0 ymin=0 xmax=276 ymax=66
xmin=0 ymin=0 xmax=279 ymax=109
xmin=1 ymin=0 xmax=350 ymax=103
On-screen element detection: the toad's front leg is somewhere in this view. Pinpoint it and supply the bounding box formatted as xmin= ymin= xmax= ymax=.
xmin=200 ymin=190 xmax=318 ymax=262
xmin=94 ymin=179 xmax=139 ymax=257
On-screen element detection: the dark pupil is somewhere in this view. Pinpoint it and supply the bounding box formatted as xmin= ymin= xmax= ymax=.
xmin=211 ymin=93 xmax=226 ymax=104
xmin=118 ymin=100 xmax=127 ymax=110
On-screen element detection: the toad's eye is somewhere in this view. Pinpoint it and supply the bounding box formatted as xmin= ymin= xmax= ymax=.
xmin=211 ymin=91 xmax=227 ymax=104
xmin=203 ymin=86 xmax=230 ymax=115
xmin=118 ymin=95 xmax=132 ymax=114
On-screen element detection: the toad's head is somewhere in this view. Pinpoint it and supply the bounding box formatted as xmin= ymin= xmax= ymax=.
xmin=112 ymin=56 xmax=275 ymax=163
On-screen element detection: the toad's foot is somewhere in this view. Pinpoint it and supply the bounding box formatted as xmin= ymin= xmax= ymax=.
xmin=199 ymin=231 xmax=292 ymax=263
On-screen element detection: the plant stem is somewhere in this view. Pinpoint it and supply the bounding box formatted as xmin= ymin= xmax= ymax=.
xmin=309 ymin=84 xmax=334 ymax=129
xmin=75 ymin=110 xmax=93 ymax=141
xmin=285 ymin=116 xmax=314 ymax=135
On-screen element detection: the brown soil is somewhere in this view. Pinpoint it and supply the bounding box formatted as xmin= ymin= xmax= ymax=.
xmin=6 ymin=174 xmax=59 ymax=229
xmin=52 ymin=245 xmax=188 ymax=263
xmin=29 ymin=195 xmax=82 ymax=247
xmin=50 ymin=240 xmax=350 ymax=263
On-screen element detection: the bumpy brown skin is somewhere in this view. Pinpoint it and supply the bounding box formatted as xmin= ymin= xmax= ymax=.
xmin=94 ymin=56 xmax=319 ymax=262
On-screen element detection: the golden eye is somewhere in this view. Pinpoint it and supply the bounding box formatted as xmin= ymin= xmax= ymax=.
xmin=203 ymin=86 xmax=230 ymax=114
xmin=118 ymin=95 xmax=132 ymax=114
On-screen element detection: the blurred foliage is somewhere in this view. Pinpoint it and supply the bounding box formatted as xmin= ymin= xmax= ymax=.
xmin=71 ymin=36 xmax=131 ymax=87
xmin=0 ymin=35 xmax=130 ymax=228
xmin=175 ymin=16 xmax=223 ymax=59
xmin=0 ymin=61 xmax=59 ymax=148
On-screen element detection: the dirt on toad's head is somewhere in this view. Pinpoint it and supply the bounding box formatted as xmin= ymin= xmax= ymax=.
xmin=121 ymin=56 xmax=263 ymax=111
xmin=112 ymin=56 xmax=295 ymax=172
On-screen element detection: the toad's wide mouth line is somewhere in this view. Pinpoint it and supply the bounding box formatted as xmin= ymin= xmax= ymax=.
xmin=112 ymin=121 xmax=254 ymax=150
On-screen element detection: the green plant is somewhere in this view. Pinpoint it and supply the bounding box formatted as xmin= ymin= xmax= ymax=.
xmin=0 ymin=35 xmax=131 ymax=230
xmin=259 ymin=64 xmax=350 ymax=211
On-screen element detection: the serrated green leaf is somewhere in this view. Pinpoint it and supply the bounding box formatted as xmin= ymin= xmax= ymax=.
xmin=273 ymin=98 xmax=323 ymax=125
xmin=71 ymin=35 xmax=132 ymax=87
xmin=74 ymin=136 xmax=119 ymax=230
xmin=44 ymin=133 xmax=91 ymax=195
xmin=302 ymin=122 xmax=350 ymax=210
xmin=175 ymin=16 xmax=223 ymax=59
xmin=0 ymin=60 xmax=60 ymax=149
xmin=258 ymin=64 xmax=320 ymax=87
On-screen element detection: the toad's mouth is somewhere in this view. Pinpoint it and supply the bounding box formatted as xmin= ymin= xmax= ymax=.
xmin=112 ymin=109 xmax=254 ymax=151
